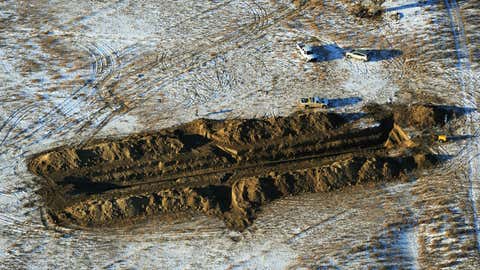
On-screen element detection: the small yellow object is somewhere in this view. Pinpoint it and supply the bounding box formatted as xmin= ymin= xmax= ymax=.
xmin=437 ymin=135 xmax=447 ymax=142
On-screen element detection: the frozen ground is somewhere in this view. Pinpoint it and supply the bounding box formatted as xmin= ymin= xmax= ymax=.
xmin=0 ymin=0 xmax=479 ymax=268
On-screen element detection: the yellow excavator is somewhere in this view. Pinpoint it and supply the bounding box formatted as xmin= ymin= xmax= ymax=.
xmin=436 ymin=134 xmax=447 ymax=143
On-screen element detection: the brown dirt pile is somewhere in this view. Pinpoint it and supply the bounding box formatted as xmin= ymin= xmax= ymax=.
xmin=347 ymin=1 xmax=385 ymax=19
xmin=55 ymin=154 xmax=433 ymax=231
xmin=369 ymin=103 xmax=464 ymax=129
xmin=28 ymin=103 xmax=456 ymax=230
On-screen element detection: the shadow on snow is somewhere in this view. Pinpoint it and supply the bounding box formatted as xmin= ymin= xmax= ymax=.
xmin=310 ymin=44 xmax=402 ymax=62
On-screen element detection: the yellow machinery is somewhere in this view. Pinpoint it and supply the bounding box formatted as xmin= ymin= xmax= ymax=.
xmin=437 ymin=135 xmax=447 ymax=143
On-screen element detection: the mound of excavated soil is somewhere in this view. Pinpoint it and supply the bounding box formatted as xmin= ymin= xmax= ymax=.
xmin=28 ymin=103 xmax=456 ymax=230
xmin=365 ymin=103 xmax=470 ymax=129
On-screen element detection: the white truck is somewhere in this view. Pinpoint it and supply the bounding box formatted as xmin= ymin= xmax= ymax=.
xmin=296 ymin=43 xmax=319 ymax=62
xmin=345 ymin=49 xmax=369 ymax=62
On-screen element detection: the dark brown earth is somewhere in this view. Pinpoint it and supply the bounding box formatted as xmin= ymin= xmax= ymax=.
xmin=28 ymin=103 xmax=458 ymax=231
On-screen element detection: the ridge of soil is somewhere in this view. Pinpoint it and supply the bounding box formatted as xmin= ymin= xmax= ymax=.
xmin=28 ymin=103 xmax=457 ymax=230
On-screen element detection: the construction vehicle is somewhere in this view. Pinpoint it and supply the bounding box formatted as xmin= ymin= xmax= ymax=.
xmin=436 ymin=134 xmax=447 ymax=143
xmin=345 ymin=49 xmax=369 ymax=62
xmin=298 ymin=97 xmax=329 ymax=109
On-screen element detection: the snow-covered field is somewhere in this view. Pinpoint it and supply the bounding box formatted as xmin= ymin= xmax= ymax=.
xmin=1 ymin=0 xmax=479 ymax=268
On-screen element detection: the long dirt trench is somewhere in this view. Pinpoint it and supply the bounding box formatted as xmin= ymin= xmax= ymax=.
xmin=27 ymin=103 xmax=466 ymax=230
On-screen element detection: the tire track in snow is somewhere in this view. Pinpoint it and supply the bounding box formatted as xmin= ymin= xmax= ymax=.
xmin=0 ymin=104 xmax=38 ymax=146
xmin=0 ymin=0 xmax=135 ymax=151
xmin=75 ymin=1 xmax=304 ymax=141
xmin=11 ymin=0 xmax=242 ymax=147
xmin=5 ymin=1 xmax=284 ymax=146
xmin=22 ymin=0 xmax=285 ymax=144
xmin=1 ymin=40 xmax=120 ymax=151
xmin=0 ymin=47 xmax=11 ymax=74
xmin=286 ymin=210 xmax=349 ymax=245
xmin=444 ymin=0 xmax=480 ymax=253
xmin=245 ymin=0 xmax=270 ymax=35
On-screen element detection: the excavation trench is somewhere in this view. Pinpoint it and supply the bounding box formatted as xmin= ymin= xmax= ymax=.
xmin=28 ymin=103 xmax=458 ymax=230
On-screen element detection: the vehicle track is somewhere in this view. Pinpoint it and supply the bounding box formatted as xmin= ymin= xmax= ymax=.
xmin=0 ymin=104 xmax=36 ymax=140
xmin=245 ymin=0 xmax=270 ymax=35
xmin=74 ymin=1 xmax=309 ymax=142
xmin=444 ymin=0 xmax=480 ymax=253
xmin=4 ymin=83 xmax=98 ymax=143
xmin=60 ymin=0 xmax=130 ymax=31
xmin=187 ymin=56 xmax=237 ymax=106
xmin=86 ymin=41 xmax=118 ymax=81
xmin=95 ymin=145 xmax=386 ymax=193
xmin=0 ymin=38 xmax=123 ymax=151
xmin=0 ymin=3 xmax=122 ymax=148
xmin=1 ymin=0 xmax=245 ymax=155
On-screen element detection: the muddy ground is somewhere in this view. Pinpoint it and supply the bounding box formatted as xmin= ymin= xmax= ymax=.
xmin=27 ymin=103 xmax=459 ymax=231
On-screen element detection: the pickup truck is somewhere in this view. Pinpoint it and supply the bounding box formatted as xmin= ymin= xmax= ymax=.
xmin=345 ymin=49 xmax=369 ymax=61
xmin=296 ymin=43 xmax=318 ymax=62
xmin=298 ymin=97 xmax=329 ymax=109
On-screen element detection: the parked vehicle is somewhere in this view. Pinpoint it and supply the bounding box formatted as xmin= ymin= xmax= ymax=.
xmin=436 ymin=134 xmax=447 ymax=143
xmin=296 ymin=43 xmax=318 ymax=62
xmin=298 ymin=96 xmax=329 ymax=109
xmin=345 ymin=49 xmax=369 ymax=61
